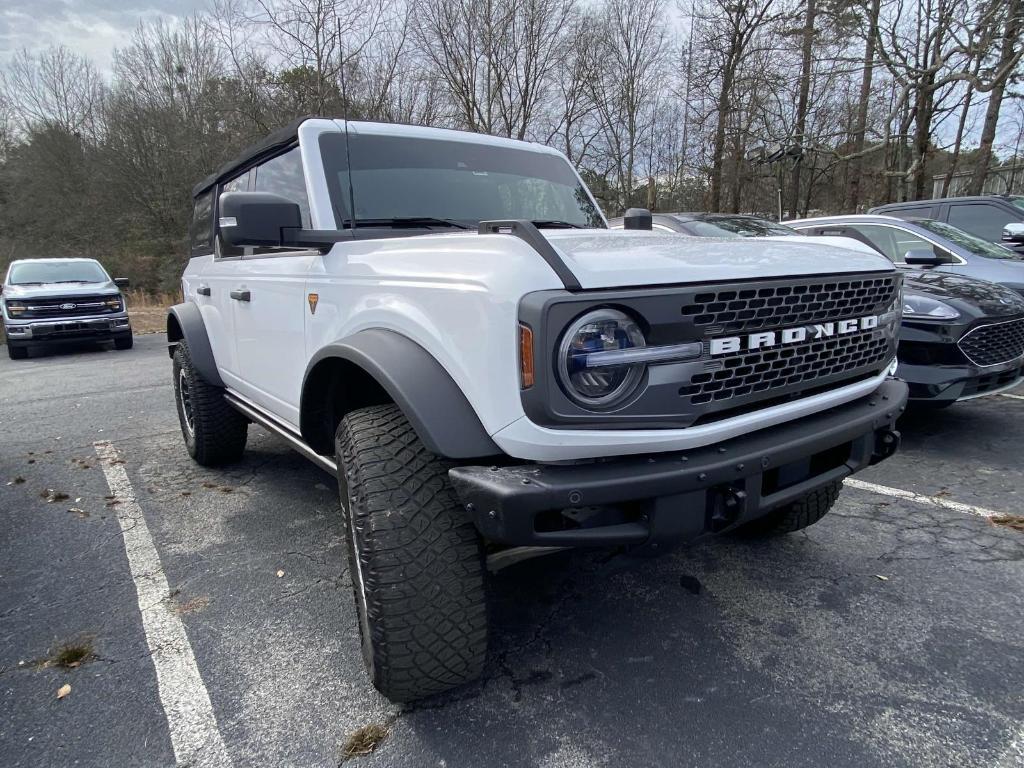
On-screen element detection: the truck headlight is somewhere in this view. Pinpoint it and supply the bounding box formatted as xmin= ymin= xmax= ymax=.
xmin=557 ymin=308 xmax=646 ymax=408
xmin=902 ymin=293 xmax=959 ymax=320
xmin=105 ymin=296 xmax=123 ymax=310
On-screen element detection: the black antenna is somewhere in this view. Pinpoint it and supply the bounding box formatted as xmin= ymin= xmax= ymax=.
xmin=338 ymin=20 xmax=356 ymax=235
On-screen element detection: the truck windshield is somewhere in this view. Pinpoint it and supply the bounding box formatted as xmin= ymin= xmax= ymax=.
xmin=319 ymin=132 xmax=605 ymax=230
xmin=8 ymin=261 xmax=109 ymax=285
xmin=913 ymin=219 xmax=1023 ymax=260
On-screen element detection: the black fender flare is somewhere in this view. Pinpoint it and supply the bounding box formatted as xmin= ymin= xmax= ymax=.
xmin=166 ymin=302 xmax=224 ymax=388
xmin=302 ymin=329 xmax=500 ymax=459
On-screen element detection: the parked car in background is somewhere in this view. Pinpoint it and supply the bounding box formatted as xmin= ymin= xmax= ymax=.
xmin=614 ymin=213 xmax=1024 ymax=406
xmin=608 ymin=212 xmax=881 ymax=255
xmin=1 ymin=258 xmax=132 ymax=360
xmin=869 ymin=195 xmax=1024 ymax=256
xmin=788 ymin=215 xmax=1024 ymax=296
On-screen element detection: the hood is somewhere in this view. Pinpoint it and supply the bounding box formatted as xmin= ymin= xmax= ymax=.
xmin=903 ymin=270 xmax=1024 ymax=319
xmin=2 ymin=280 xmax=121 ymax=300
xmin=541 ymin=230 xmax=894 ymax=289
xmin=761 ymin=234 xmax=880 ymax=257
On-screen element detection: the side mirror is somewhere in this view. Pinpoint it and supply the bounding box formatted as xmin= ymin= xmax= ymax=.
xmin=904 ymin=248 xmax=948 ymax=266
xmin=219 ymin=191 xmax=303 ymax=247
xmin=218 ymin=191 xmax=346 ymax=250
xmin=623 ymin=208 xmax=653 ymax=231
xmin=114 ymin=278 xmax=130 ymax=288
xmin=1002 ymin=222 xmax=1024 ymax=244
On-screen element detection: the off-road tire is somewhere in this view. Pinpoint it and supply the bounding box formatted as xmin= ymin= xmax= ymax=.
xmin=7 ymin=344 xmax=28 ymax=360
xmin=737 ymin=479 xmax=842 ymax=537
xmin=172 ymin=340 xmax=247 ymax=466
xmin=114 ymin=334 xmax=134 ymax=350
xmin=335 ymin=403 xmax=487 ymax=703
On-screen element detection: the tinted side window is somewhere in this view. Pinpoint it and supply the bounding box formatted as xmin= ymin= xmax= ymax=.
xmin=947 ymin=203 xmax=1015 ymax=242
xmin=253 ymin=147 xmax=311 ymax=228
xmin=190 ymin=190 xmax=214 ymax=255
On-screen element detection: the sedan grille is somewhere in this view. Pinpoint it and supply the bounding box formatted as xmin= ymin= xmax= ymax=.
xmin=682 ymin=275 xmax=899 ymax=334
xmin=958 ymin=318 xmax=1024 ymax=367
xmin=681 ymin=330 xmax=890 ymax=406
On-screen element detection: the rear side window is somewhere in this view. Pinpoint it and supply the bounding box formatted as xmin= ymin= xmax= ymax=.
xmin=190 ymin=190 xmax=214 ymax=255
xmin=947 ymin=203 xmax=1015 ymax=242
xmin=253 ymin=147 xmax=311 ymax=228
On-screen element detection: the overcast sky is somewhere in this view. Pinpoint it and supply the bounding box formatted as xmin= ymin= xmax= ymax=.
xmin=0 ymin=1 xmax=206 ymax=71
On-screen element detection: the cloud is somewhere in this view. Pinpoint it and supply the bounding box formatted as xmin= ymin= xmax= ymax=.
xmin=0 ymin=1 xmax=207 ymax=72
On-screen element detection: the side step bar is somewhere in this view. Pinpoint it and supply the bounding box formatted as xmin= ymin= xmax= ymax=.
xmin=224 ymin=390 xmax=566 ymax=572
xmin=223 ymin=392 xmax=339 ymax=476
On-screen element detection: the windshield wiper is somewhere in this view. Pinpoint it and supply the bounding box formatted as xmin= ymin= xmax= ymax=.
xmin=531 ymin=219 xmax=584 ymax=229
xmin=345 ymin=217 xmax=471 ymax=230
xmin=53 ymin=280 xmax=91 ymax=283
xmin=11 ymin=281 xmax=44 ymax=286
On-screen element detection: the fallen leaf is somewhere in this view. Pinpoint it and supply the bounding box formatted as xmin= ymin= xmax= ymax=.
xmin=276 ymin=570 xmax=285 ymax=578
xmin=875 ymin=574 xmax=889 ymax=581
xmin=67 ymin=508 xmax=90 ymax=519
xmin=56 ymin=684 xmax=71 ymax=699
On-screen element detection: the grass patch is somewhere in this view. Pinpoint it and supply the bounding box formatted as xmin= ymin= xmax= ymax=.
xmin=125 ymin=289 xmax=179 ymax=335
xmin=991 ymin=514 xmax=1024 ymax=533
xmin=341 ymin=723 xmax=389 ymax=760
xmin=40 ymin=637 xmax=96 ymax=669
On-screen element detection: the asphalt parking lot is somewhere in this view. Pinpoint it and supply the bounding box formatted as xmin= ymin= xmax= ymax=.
xmin=1 ymin=335 xmax=1022 ymax=768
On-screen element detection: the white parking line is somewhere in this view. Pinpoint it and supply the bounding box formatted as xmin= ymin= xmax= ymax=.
xmin=94 ymin=440 xmax=232 ymax=768
xmin=843 ymin=477 xmax=1001 ymax=518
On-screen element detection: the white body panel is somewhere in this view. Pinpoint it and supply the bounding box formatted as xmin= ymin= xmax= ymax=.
xmin=182 ymin=120 xmax=898 ymax=462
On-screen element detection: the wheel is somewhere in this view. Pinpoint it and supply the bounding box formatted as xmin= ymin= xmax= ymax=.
xmin=114 ymin=335 xmax=134 ymax=350
xmin=335 ymin=403 xmax=487 ymax=703
xmin=736 ymin=479 xmax=842 ymax=537
xmin=7 ymin=345 xmax=28 ymax=360
xmin=172 ymin=340 xmax=247 ymax=465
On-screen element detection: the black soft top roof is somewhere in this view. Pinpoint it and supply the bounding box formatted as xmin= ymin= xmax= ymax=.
xmin=191 ymin=115 xmax=318 ymax=199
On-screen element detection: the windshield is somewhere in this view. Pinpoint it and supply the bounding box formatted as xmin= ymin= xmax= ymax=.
xmin=683 ymin=216 xmax=797 ymax=238
xmin=912 ymin=219 xmax=1024 ymax=260
xmin=1009 ymin=196 xmax=1024 ymax=212
xmin=7 ymin=260 xmax=109 ymax=285
xmin=319 ymin=133 xmax=605 ymax=229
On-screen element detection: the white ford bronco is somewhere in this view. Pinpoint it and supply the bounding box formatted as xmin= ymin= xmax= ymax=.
xmin=168 ymin=117 xmax=909 ymax=702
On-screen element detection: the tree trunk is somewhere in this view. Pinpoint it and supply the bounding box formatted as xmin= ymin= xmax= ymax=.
xmin=967 ymin=0 xmax=1022 ymax=195
xmin=846 ymin=0 xmax=880 ymax=211
xmin=941 ymin=84 xmax=974 ymax=197
xmin=787 ymin=0 xmax=816 ymax=218
xmin=708 ymin=56 xmax=736 ymax=212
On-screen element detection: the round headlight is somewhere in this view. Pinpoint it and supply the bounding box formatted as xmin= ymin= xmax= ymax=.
xmin=557 ymin=308 xmax=646 ymax=408
xmin=902 ymin=293 xmax=959 ymax=320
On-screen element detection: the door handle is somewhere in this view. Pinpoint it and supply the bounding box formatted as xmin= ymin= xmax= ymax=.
xmin=230 ymin=289 xmax=251 ymax=302
xmin=196 ymin=285 xmax=211 ymax=296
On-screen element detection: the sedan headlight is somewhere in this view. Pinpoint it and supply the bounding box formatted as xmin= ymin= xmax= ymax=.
xmin=557 ymin=308 xmax=647 ymax=408
xmin=902 ymin=293 xmax=959 ymax=320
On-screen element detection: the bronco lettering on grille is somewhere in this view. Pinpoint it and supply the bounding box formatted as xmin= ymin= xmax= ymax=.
xmin=709 ymin=315 xmax=880 ymax=356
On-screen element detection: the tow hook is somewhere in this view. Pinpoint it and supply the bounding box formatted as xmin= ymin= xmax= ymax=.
xmin=709 ymin=486 xmax=747 ymax=532
xmin=871 ymin=429 xmax=901 ymax=465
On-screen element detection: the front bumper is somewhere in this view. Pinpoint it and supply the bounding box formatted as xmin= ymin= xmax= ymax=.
xmin=450 ymin=378 xmax=908 ymax=549
xmin=4 ymin=314 xmax=131 ymax=344
xmin=898 ymin=359 xmax=1023 ymax=403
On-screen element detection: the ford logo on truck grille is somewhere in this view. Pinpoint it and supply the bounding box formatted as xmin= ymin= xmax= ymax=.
xmin=710 ymin=315 xmax=880 ymax=355
xmin=59 ymin=303 xmax=77 ymax=310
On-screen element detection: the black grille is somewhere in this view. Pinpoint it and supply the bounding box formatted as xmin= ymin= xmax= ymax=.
xmin=10 ymin=295 xmax=121 ymax=319
xmin=680 ymin=331 xmax=890 ymax=405
xmin=682 ymin=275 xmax=899 ymax=333
xmin=958 ymin=318 xmax=1024 ymax=367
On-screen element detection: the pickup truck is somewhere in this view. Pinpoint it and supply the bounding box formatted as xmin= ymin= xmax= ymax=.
xmin=167 ymin=117 xmax=909 ymax=702
xmin=2 ymin=258 xmax=132 ymax=359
